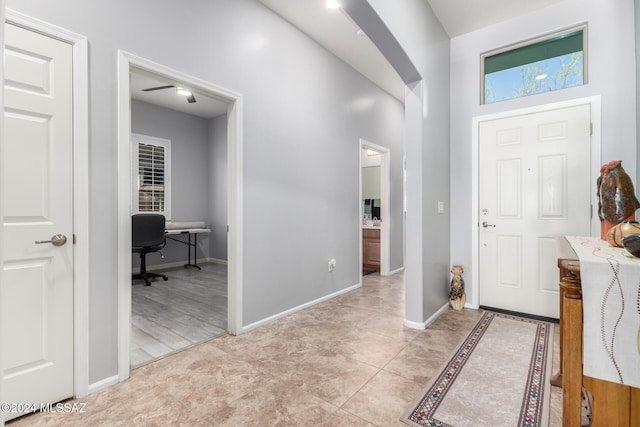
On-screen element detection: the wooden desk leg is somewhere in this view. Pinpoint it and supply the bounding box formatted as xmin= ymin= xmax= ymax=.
xmin=550 ymin=283 xmax=566 ymax=388
xmin=562 ymin=275 xmax=583 ymax=427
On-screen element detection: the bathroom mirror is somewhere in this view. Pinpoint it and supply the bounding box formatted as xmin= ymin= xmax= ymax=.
xmin=363 ymin=198 xmax=381 ymax=220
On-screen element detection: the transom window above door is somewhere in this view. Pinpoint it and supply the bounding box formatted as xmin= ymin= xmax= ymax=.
xmin=481 ymin=25 xmax=587 ymax=104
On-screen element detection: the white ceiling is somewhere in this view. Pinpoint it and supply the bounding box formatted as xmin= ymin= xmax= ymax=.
xmin=132 ymin=0 xmax=568 ymax=114
xmin=130 ymin=69 xmax=228 ymax=119
xmin=427 ymin=0 xmax=567 ymax=38
xmin=259 ymin=0 xmax=568 ymax=102
xmin=258 ymin=0 xmax=405 ymax=100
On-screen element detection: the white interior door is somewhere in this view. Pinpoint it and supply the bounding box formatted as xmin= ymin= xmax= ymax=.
xmin=2 ymin=23 xmax=74 ymax=421
xmin=479 ymin=104 xmax=592 ymax=318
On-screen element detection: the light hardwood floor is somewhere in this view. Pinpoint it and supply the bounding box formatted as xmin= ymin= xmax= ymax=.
xmin=130 ymin=262 xmax=228 ymax=367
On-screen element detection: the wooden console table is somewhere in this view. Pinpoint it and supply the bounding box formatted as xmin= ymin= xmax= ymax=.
xmin=555 ymin=237 xmax=640 ymax=426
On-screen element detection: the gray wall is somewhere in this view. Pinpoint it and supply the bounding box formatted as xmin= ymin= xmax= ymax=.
xmin=449 ymin=0 xmax=637 ymax=307
xmin=130 ymin=99 xmax=216 ymax=268
xmin=5 ymin=0 xmax=405 ymax=384
xmin=366 ymin=0 xmax=452 ymax=323
xmin=208 ymin=114 xmax=228 ymax=261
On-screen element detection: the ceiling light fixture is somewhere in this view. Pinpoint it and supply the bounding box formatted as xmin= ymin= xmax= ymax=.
xmin=535 ymin=74 xmax=548 ymax=80
xmin=326 ymin=0 xmax=340 ymax=9
xmin=176 ymin=87 xmax=193 ymax=97
xmin=356 ymin=29 xmax=364 ymax=37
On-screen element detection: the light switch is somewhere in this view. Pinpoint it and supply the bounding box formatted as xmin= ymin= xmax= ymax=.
xmin=437 ymin=201 xmax=445 ymax=213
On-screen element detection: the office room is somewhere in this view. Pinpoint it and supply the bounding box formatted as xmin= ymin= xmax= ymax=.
xmin=129 ymin=69 xmax=229 ymax=367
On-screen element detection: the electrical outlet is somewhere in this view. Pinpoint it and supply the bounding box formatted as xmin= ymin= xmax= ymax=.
xmin=328 ymin=259 xmax=337 ymax=272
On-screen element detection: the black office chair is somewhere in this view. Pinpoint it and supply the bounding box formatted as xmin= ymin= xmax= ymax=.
xmin=132 ymin=214 xmax=168 ymax=286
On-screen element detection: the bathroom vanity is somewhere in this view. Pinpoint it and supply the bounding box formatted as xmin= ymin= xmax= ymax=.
xmin=362 ymin=226 xmax=381 ymax=272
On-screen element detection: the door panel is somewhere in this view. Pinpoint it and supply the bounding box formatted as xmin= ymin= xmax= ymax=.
xmin=2 ymin=23 xmax=74 ymax=421
xmin=539 ymin=154 xmax=567 ymax=219
xmin=479 ymin=104 xmax=592 ymax=318
xmin=496 ymin=234 xmax=521 ymax=288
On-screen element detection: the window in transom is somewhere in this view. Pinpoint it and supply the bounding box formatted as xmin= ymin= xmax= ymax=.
xmin=481 ymin=25 xmax=587 ymax=104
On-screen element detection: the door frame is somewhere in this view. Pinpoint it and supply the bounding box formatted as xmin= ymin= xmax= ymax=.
xmin=359 ymin=139 xmax=390 ymax=276
xmin=470 ymin=96 xmax=601 ymax=310
xmin=0 ymin=8 xmax=91 ymax=411
xmin=116 ymin=51 xmax=244 ymax=382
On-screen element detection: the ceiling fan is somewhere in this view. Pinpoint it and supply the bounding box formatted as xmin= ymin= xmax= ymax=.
xmin=141 ymin=85 xmax=197 ymax=103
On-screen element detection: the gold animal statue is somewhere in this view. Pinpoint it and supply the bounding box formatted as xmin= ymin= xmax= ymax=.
xmin=449 ymin=265 xmax=465 ymax=311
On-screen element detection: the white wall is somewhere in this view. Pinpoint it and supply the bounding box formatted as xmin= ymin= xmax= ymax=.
xmin=450 ymin=0 xmax=637 ymax=306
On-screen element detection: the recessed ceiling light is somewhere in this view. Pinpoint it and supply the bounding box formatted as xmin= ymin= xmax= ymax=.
xmin=356 ymin=29 xmax=364 ymax=37
xmin=176 ymin=87 xmax=193 ymax=97
xmin=326 ymin=0 xmax=340 ymax=9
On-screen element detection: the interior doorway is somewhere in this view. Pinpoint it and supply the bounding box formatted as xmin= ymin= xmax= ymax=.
xmin=360 ymin=140 xmax=390 ymax=276
xmin=128 ymin=69 xmax=230 ymax=367
xmin=116 ymin=51 xmax=244 ymax=382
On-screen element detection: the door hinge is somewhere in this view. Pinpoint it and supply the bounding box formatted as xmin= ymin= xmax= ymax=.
xmin=73 ymin=234 xmax=77 ymax=244
xmin=590 ymin=123 xmax=593 ymax=136
xmin=590 ymin=204 xmax=593 ymax=219
xmin=227 ymin=225 xmax=230 ymax=232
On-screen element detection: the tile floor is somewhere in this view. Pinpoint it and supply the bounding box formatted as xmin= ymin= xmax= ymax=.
xmin=8 ymin=272 xmax=562 ymax=426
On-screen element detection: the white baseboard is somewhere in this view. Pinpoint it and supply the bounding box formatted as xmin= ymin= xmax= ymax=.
xmin=404 ymin=302 xmax=449 ymax=330
xmin=87 ymin=375 xmax=119 ymax=395
xmin=132 ymin=257 xmax=227 ymax=273
xmin=389 ymin=266 xmax=405 ymax=275
xmin=241 ymin=282 xmax=362 ymax=333
xmin=206 ymin=257 xmax=228 ymax=265
xmin=403 ymin=319 xmax=427 ymax=330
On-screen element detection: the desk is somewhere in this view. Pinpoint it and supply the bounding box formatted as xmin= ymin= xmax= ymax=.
xmin=165 ymin=228 xmax=210 ymax=270
xmin=555 ymin=237 xmax=640 ymax=426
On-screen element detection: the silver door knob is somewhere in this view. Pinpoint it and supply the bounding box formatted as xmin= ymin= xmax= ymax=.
xmin=35 ymin=234 xmax=67 ymax=246
xmin=482 ymin=221 xmax=496 ymax=228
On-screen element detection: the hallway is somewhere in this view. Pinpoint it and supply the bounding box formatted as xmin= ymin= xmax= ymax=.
xmin=9 ymin=272 xmax=561 ymax=426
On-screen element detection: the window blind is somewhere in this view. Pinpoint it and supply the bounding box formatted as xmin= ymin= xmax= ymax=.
xmin=138 ymin=143 xmax=165 ymax=212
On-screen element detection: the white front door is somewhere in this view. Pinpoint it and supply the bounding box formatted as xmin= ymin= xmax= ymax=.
xmin=2 ymin=23 xmax=74 ymax=421
xmin=479 ymin=104 xmax=592 ymax=318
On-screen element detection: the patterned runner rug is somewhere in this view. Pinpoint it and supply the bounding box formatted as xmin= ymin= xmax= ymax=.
xmin=401 ymin=311 xmax=553 ymax=427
